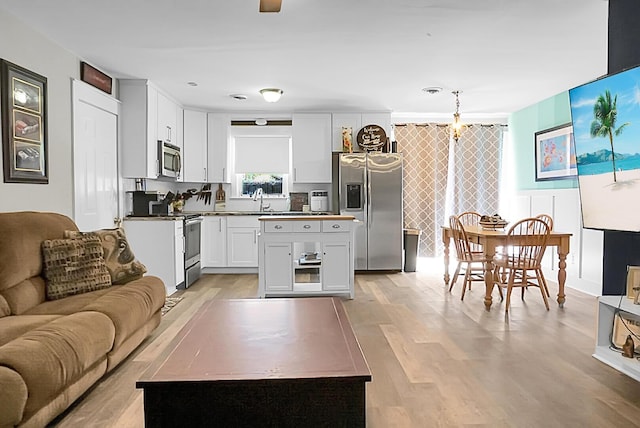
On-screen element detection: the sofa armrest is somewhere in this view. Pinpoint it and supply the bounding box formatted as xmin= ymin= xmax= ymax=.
xmin=0 ymin=365 xmax=27 ymax=428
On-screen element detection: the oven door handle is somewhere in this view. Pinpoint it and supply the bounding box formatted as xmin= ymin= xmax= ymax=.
xmin=185 ymin=217 xmax=204 ymax=226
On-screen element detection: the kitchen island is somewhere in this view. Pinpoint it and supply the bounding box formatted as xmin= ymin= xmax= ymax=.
xmin=258 ymin=215 xmax=356 ymax=298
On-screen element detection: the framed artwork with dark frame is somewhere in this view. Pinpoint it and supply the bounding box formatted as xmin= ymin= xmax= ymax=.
xmin=1 ymin=59 xmax=48 ymax=183
xmin=534 ymin=123 xmax=577 ymax=181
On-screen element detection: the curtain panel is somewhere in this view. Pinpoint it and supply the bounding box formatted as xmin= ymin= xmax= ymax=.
xmin=395 ymin=123 xmax=504 ymax=257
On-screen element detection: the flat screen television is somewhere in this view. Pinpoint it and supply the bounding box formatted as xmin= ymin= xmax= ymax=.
xmin=569 ymin=64 xmax=640 ymax=232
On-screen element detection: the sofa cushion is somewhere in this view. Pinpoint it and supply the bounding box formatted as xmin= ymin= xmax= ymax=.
xmin=0 ymin=211 xmax=78 ymax=293
xmin=23 ymin=286 xmax=115 ymax=316
xmin=65 ymin=228 xmax=147 ymax=285
xmin=0 ymin=314 xmax=61 ymax=347
xmin=42 ymin=236 xmax=112 ymax=300
xmin=0 ymin=311 xmax=115 ymax=418
xmin=0 ymin=295 xmax=10 ymax=318
xmin=1 ymin=277 xmax=46 ymax=316
xmin=82 ymin=276 xmax=165 ymax=349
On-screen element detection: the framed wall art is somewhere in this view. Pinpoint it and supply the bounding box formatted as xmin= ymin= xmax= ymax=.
xmin=80 ymin=61 xmax=112 ymax=94
xmin=534 ymin=123 xmax=577 ymax=181
xmin=1 ymin=59 xmax=48 ymax=183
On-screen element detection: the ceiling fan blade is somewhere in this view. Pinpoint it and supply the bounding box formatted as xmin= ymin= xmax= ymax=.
xmin=260 ymin=0 xmax=282 ymax=13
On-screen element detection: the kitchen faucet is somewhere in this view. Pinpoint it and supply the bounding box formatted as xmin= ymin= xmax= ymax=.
xmin=252 ymin=188 xmax=270 ymax=211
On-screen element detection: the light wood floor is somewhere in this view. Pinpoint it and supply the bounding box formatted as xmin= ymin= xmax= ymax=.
xmin=49 ymin=259 xmax=640 ymax=427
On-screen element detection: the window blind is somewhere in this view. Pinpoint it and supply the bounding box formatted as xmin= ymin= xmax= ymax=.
xmin=234 ymin=136 xmax=290 ymax=173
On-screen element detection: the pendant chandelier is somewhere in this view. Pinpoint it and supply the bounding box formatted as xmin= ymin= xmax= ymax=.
xmin=451 ymin=90 xmax=463 ymax=143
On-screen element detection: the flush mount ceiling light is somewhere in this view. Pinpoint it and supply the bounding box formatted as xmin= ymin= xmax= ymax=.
xmin=451 ymin=90 xmax=463 ymax=143
xmin=260 ymin=88 xmax=283 ymax=103
xmin=229 ymin=94 xmax=248 ymax=101
xmin=255 ymin=118 xmax=268 ymax=126
xmin=187 ymin=81 xmax=198 ymax=87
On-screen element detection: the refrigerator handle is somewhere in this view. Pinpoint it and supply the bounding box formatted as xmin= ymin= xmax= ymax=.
xmin=366 ymin=167 xmax=371 ymax=229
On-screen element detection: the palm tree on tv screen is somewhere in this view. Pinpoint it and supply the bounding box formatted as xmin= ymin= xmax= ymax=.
xmin=590 ymin=90 xmax=628 ymax=182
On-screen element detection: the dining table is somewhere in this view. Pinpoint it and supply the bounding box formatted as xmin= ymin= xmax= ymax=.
xmin=441 ymin=224 xmax=572 ymax=310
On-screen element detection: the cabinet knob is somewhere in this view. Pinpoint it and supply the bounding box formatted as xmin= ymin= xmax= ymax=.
xmin=332 ymin=224 xmax=341 ymax=229
xmin=303 ymin=224 xmax=311 ymax=229
xmin=275 ymin=225 xmax=283 ymax=230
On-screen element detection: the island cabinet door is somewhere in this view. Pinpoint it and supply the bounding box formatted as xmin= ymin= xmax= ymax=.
xmin=264 ymin=243 xmax=293 ymax=291
xmin=322 ymin=242 xmax=350 ymax=291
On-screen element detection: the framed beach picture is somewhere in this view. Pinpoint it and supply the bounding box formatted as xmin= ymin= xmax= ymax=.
xmin=534 ymin=123 xmax=577 ymax=181
xmin=1 ymin=59 xmax=48 ymax=183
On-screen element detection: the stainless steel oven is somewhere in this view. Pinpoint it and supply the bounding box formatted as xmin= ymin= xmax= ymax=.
xmin=183 ymin=215 xmax=203 ymax=288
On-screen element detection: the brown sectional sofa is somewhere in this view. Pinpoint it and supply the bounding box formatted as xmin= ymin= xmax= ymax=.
xmin=0 ymin=212 xmax=166 ymax=428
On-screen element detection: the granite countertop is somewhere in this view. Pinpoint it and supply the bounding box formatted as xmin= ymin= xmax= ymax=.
xmin=124 ymin=211 xmax=336 ymax=220
xmin=258 ymin=215 xmax=355 ymax=221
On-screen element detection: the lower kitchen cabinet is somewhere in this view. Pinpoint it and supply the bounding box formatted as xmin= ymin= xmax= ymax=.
xmin=263 ymin=243 xmax=293 ymax=291
xmin=227 ymin=226 xmax=259 ymax=267
xmin=258 ymin=216 xmax=355 ymax=298
xmin=123 ymin=218 xmax=184 ymax=296
xmin=201 ymin=216 xmax=226 ymax=267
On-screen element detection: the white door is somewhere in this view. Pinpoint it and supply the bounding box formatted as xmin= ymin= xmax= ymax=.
xmin=264 ymin=243 xmax=292 ymax=291
xmin=227 ymin=228 xmax=259 ymax=267
xmin=72 ymin=80 xmax=119 ymax=231
xmin=322 ymin=242 xmax=350 ymax=291
xmin=202 ymin=217 xmax=227 ymax=267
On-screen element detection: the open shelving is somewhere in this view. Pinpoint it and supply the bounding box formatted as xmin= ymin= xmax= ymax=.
xmin=594 ymin=295 xmax=640 ymax=381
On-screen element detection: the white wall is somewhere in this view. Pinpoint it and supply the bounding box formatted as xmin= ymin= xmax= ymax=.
xmin=512 ymin=188 xmax=604 ymax=296
xmin=0 ymin=8 xmax=79 ymax=216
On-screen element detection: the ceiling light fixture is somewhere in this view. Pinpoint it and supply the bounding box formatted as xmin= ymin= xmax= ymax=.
xmin=229 ymin=94 xmax=248 ymax=101
xmin=451 ymin=90 xmax=463 ymax=143
xmin=255 ymin=118 xmax=268 ymax=126
xmin=422 ymin=86 xmax=442 ymax=95
xmin=260 ymin=88 xmax=283 ymax=103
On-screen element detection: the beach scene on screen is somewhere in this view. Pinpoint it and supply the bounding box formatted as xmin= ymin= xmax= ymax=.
xmin=569 ymin=65 xmax=640 ymax=232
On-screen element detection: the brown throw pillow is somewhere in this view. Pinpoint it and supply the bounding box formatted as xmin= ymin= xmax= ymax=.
xmin=65 ymin=228 xmax=147 ymax=284
xmin=42 ymin=236 xmax=112 ymax=300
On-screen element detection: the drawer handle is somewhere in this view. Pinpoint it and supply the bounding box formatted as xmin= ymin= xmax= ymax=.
xmin=303 ymin=224 xmax=311 ymax=229
xmin=275 ymin=225 xmax=283 ymax=230
xmin=332 ymin=224 xmax=341 ymax=229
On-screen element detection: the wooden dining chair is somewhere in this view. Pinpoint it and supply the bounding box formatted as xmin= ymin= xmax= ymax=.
xmin=533 ymin=213 xmax=553 ymax=297
xmin=492 ymin=217 xmax=551 ymax=313
xmin=448 ymin=215 xmax=499 ymax=301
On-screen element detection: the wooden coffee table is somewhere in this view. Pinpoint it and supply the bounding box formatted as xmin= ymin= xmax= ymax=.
xmin=137 ymin=297 xmax=371 ymax=427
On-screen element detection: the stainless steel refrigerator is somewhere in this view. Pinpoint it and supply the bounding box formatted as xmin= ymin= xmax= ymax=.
xmin=333 ymin=152 xmax=403 ymax=271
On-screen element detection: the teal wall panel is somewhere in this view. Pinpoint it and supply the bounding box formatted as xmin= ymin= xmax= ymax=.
xmin=508 ymin=92 xmax=578 ymax=191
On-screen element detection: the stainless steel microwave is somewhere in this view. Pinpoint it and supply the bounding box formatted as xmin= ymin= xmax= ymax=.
xmin=158 ymin=141 xmax=181 ymax=178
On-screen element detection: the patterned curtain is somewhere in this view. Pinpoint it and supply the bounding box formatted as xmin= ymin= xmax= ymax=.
xmin=395 ymin=123 xmax=505 ymax=257
xmin=395 ymin=124 xmax=450 ymax=257
xmin=446 ymin=125 xmax=503 ymax=219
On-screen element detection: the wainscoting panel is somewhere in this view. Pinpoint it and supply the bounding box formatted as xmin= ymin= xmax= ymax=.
xmin=514 ymin=189 xmax=602 ymax=296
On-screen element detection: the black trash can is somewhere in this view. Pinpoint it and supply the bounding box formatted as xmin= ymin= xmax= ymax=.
xmin=403 ymin=228 xmax=421 ymax=272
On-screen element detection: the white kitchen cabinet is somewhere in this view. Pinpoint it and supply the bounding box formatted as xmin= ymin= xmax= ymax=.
xmin=201 ymin=216 xmax=226 ymax=267
xmin=157 ymin=91 xmax=178 ymax=145
xmin=207 ymin=113 xmax=231 ymax=183
xmin=119 ymin=79 xmax=158 ymax=178
xmin=331 ymin=112 xmax=392 ymax=152
xmin=322 ymin=242 xmax=350 ymax=292
xmin=226 ymin=216 xmax=260 ymax=267
xmin=258 ymin=216 xmax=354 ymax=298
xmin=183 ymin=109 xmax=209 ymax=183
xmin=264 ymin=243 xmax=293 ymax=291
xmin=292 ymin=113 xmax=332 ymax=183
xmin=123 ymin=219 xmax=185 ymax=296
xmin=120 ymin=79 xmax=183 ymax=179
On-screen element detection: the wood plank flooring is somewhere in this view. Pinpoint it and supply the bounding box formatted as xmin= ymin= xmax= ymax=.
xmin=49 ymin=259 xmax=640 ymax=427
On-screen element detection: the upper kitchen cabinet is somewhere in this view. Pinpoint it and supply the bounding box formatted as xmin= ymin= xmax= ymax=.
xmin=183 ymin=109 xmax=208 ymax=183
xmin=207 ymin=113 xmax=231 ymax=183
xmin=331 ymin=112 xmax=391 ymax=152
xmin=120 ymin=79 xmax=183 ymax=179
xmin=292 ymin=113 xmax=332 ymax=183
xmin=157 ymin=92 xmax=178 ymax=145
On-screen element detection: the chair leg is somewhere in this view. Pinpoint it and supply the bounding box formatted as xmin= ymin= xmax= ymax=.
xmin=538 ymin=269 xmax=550 ymax=297
xmin=449 ymin=262 xmax=462 ymax=292
xmin=461 ymin=266 xmax=471 ymax=300
xmin=535 ymin=269 xmax=550 ymax=310
xmin=493 ymin=266 xmax=504 ymax=301
xmin=505 ymin=270 xmax=516 ymax=313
